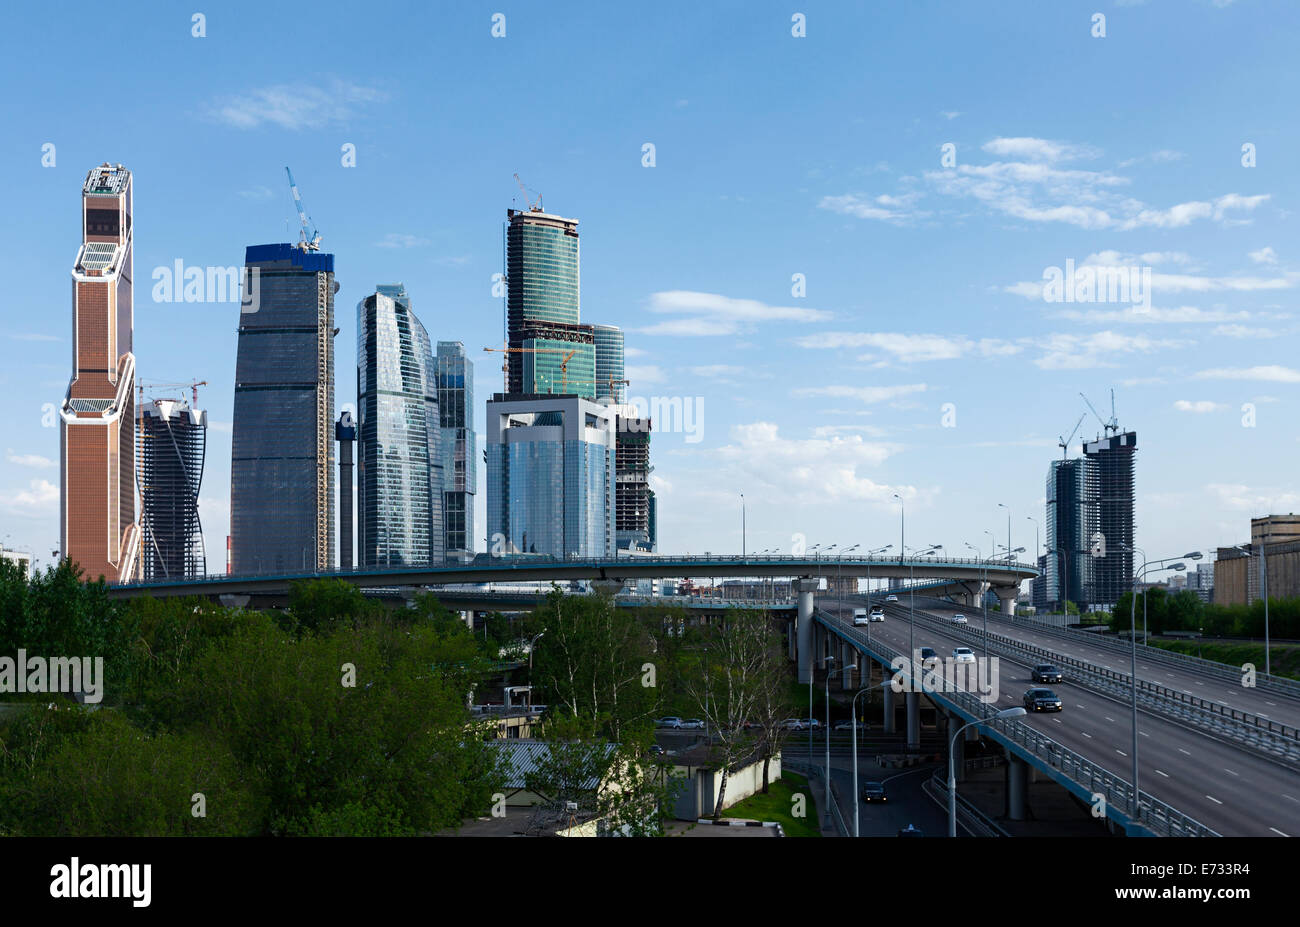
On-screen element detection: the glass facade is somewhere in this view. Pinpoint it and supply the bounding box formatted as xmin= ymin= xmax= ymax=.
xmin=436 ymin=341 xmax=476 ymax=556
xmin=1045 ymin=457 xmax=1097 ymax=607
xmin=504 ymin=209 xmax=583 ymax=394
xmin=357 ymin=284 xmax=444 ymax=566
xmin=230 ymin=243 xmax=335 ymax=575
xmin=522 ymin=336 xmax=596 ymax=399
xmin=592 ymin=324 xmax=625 ymax=403
xmin=486 ymin=396 xmax=615 ymax=558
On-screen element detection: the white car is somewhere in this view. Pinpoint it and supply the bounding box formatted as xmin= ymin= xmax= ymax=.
xmin=951 ymin=614 xmax=968 ymax=624
xmin=655 ymin=717 xmax=682 ymax=729
xmin=885 ymin=594 xmax=899 ymax=603
xmin=869 ymin=607 xmax=885 ymax=622
xmin=679 ymin=718 xmax=705 ymax=730
xmin=952 ymin=647 xmax=976 ymax=664
xmin=852 ymin=608 xmax=869 ymax=626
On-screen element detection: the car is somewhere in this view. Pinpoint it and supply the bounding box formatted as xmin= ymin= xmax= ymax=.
xmin=679 ymin=718 xmax=705 ymax=729
xmin=1031 ymin=664 xmax=1063 ymax=684
xmin=782 ymin=717 xmax=820 ymax=730
xmin=897 ymin=824 xmax=924 ymax=837
xmin=951 ymin=613 xmax=968 ymax=624
xmin=833 ymin=719 xmax=868 ymax=731
xmin=648 ymin=744 xmax=666 ymax=756
xmin=860 ymin=781 xmax=887 ymax=802
xmin=885 ymin=594 xmax=899 ymax=603
xmin=1023 ymin=688 xmax=1063 ymax=712
xmin=869 ymin=607 xmax=885 ymax=622
xmin=852 ymin=608 xmax=869 ymax=626
xmin=918 ymin=646 xmax=938 ymax=663
xmin=655 ymin=717 xmax=682 ymax=729
xmin=952 ymin=647 xmax=976 ymax=664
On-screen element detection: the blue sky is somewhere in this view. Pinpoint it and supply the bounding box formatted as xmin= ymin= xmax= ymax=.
xmin=1 ymin=0 xmax=1297 ymax=578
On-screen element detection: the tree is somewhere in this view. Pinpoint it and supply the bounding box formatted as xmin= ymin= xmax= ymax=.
xmin=749 ymin=632 xmax=796 ymax=793
xmin=682 ymin=611 xmax=775 ymax=819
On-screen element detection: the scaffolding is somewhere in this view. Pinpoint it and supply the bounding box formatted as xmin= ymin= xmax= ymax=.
xmin=139 ymin=397 xmax=207 ymax=580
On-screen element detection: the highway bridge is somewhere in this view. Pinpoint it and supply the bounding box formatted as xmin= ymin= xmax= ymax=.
xmin=107 ymin=553 xmax=1038 ymax=612
xmin=808 ymin=593 xmax=1300 ymax=837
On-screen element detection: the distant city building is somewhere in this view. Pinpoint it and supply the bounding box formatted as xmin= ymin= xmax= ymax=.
xmin=503 ymin=207 xmax=596 ymax=399
xmin=1186 ymin=561 xmax=1214 ymax=602
xmin=0 ymin=549 xmax=32 ymax=579
xmin=1083 ymin=431 xmax=1137 ymax=606
xmin=592 ymin=324 xmax=626 ymax=403
xmin=336 ymin=411 xmax=357 ymax=570
xmin=59 ymin=163 xmax=141 ymax=582
xmin=1031 ymin=554 xmax=1048 ymax=610
xmin=614 ymin=409 xmax=654 ymax=553
xmin=357 ymin=285 xmax=444 ymax=567
xmin=139 ymin=397 xmax=207 ymax=580
xmin=1216 ymin=514 xmax=1300 ymax=606
xmin=1045 ymin=457 xmax=1097 ymax=609
xmin=486 ymin=394 xmax=615 ymax=558
xmin=436 ymin=341 xmax=476 ymax=558
xmin=230 ymin=243 xmax=337 ymax=575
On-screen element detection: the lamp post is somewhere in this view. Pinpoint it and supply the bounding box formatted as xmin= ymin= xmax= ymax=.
xmin=851 ymin=679 xmax=892 ymax=837
xmin=948 ymin=708 xmax=1027 ymax=836
xmin=998 ymin=503 xmax=1012 ymax=580
xmin=903 ymin=544 xmax=941 ymax=668
xmin=864 ymin=544 xmax=892 ymax=641
xmin=965 ymin=542 xmax=989 ymax=660
xmin=1234 ymin=541 xmax=1269 ymax=675
xmin=740 ymin=492 xmax=746 ymax=558
xmin=1142 ymin=551 xmax=1201 ymax=643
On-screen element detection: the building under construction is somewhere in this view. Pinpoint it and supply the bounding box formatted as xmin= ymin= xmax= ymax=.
xmin=139 ymin=396 xmax=207 ymax=580
xmin=1084 ymin=430 xmax=1137 ymax=605
xmin=615 ymin=410 xmax=655 ymax=552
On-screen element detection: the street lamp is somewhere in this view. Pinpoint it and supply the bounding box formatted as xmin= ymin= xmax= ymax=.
xmin=998 ymin=503 xmax=1012 ymax=577
xmin=1233 ymin=542 xmax=1268 ymax=675
xmin=863 ymin=544 xmax=892 ymax=639
xmin=850 ymin=679 xmax=893 ymax=837
xmin=740 ymin=493 xmax=746 ymax=558
xmin=948 ymin=708 xmax=1027 ymax=836
xmin=904 ymin=544 xmax=941 ymax=669
xmin=965 ymin=542 xmax=990 ymax=660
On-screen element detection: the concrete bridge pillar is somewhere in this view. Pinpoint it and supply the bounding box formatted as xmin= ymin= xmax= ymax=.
xmin=796 ymin=578 xmax=814 ymax=684
xmin=464 ymin=609 xmax=475 ymax=630
xmin=994 ymin=586 xmax=1018 ymax=617
xmin=883 ymin=683 xmax=896 ymax=734
xmin=1007 ymin=754 xmax=1029 ymax=820
xmin=947 ymin=714 xmax=966 ymax=783
xmin=906 ymin=691 xmax=920 ymax=748
xmin=841 ymin=641 xmax=854 ymax=688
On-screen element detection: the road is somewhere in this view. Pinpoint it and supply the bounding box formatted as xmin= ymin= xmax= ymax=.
xmin=819 ymin=598 xmax=1299 ymax=837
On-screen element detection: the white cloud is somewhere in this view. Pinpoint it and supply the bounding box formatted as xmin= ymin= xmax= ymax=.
xmin=207 ymin=421 xmax=232 ymax=434
xmin=626 ymin=364 xmax=665 ymax=385
xmin=1249 ymin=246 xmax=1278 ymax=265
xmin=1053 ymin=306 xmax=1249 ymax=325
xmin=2 ymin=479 xmax=58 ymax=514
xmin=818 ymin=192 xmax=926 ymax=223
xmin=1212 ymin=324 xmax=1281 ymax=339
xmin=1173 ymin=400 xmax=1226 ymax=413
xmin=796 ymin=331 xmax=1020 ymax=362
xmin=939 ymin=111 xmax=961 ymax=120
xmin=209 ymin=80 xmax=385 ymax=130
xmin=1118 ymin=150 xmax=1185 ymax=168
xmin=637 ymin=318 xmax=737 ymax=337
xmin=1031 ymin=331 xmax=1181 ymax=370
xmin=811 ymin=424 xmax=889 ymax=438
xmin=1195 ymin=365 xmax=1300 ymax=383
xmin=375 ymin=233 xmax=429 ymax=249
xmin=793 ymin=384 xmax=928 ymax=404
xmin=639 ymin=291 xmax=830 ymax=337
xmin=981 ymin=137 xmax=1099 ymax=162
xmin=6 ymin=449 xmax=54 ymax=468
xmin=1205 ymin=483 xmax=1300 ymax=512
xmin=689 ymin=365 xmax=745 ymax=378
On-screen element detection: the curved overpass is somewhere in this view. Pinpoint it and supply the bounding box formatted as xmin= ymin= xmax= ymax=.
xmin=107 ymin=553 xmax=1038 ymax=601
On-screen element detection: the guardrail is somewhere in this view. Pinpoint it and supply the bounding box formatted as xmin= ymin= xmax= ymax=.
xmin=901 ymin=606 xmax=1300 ymax=765
xmin=813 ymin=608 xmax=1219 ymax=837
xmin=924 ymin=771 xmax=1009 ymax=837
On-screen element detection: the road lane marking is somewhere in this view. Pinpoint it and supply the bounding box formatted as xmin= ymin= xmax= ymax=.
xmin=1178 ymin=748 xmax=1192 ymax=756
xmin=1283 ymin=794 xmax=1299 ymax=804
xmin=1206 ymin=795 xmax=1223 ymax=805
xmin=1271 ymin=828 xmax=1290 ymax=837
xmin=1104 ymin=716 xmax=1115 ymax=722
xmin=1116 ymin=749 xmax=1127 ymax=757
xmin=1155 ymin=769 xmax=1169 ymax=778
xmin=1224 ymin=768 xmax=1239 ymax=777
xmin=1081 ymin=732 xmax=1092 ymax=738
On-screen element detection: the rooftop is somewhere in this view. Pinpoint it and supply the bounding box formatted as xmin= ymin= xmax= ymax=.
xmin=82 ymin=163 xmax=130 ymax=196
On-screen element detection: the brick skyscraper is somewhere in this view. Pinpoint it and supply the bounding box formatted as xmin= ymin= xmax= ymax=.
xmin=59 ymin=163 xmax=141 ymax=581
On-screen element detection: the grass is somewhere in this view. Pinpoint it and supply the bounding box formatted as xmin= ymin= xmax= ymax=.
xmin=1146 ymin=639 xmax=1300 ymax=681
xmin=723 ymin=770 xmax=821 ymax=837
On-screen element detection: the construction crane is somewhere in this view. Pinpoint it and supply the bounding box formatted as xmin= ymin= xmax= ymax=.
xmin=1079 ymin=389 xmax=1120 ymax=437
xmin=138 ymin=380 xmax=208 ymax=407
xmin=513 ymin=173 xmax=543 ymax=213
xmin=285 ymin=166 xmax=322 ymax=252
xmin=552 ymin=375 xmax=630 ymax=400
xmin=1058 ymin=412 xmax=1086 ymax=460
xmin=483 ymin=345 xmax=577 ymax=392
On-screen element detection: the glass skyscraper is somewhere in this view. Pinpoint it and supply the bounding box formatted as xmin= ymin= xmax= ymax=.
xmin=357 ymin=284 xmax=444 ymax=566
xmin=436 ymin=341 xmax=476 ymax=558
xmin=592 ymin=324 xmax=625 ymax=403
xmin=1045 ymin=456 xmax=1098 ymax=608
xmin=504 ymin=207 xmax=595 ymax=399
xmin=1083 ymin=431 xmax=1137 ymax=606
xmin=230 ymin=243 xmax=336 ymax=575
xmin=486 ymin=395 xmax=615 ymax=558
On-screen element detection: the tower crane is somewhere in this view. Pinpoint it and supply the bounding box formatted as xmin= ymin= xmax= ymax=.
xmin=138 ymin=380 xmax=208 ymax=407
xmin=285 ymin=167 xmax=322 ymax=252
xmin=513 ymin=173 xmax=543 ymax=212
xmin=1079 ymin=389 xmax=1119 ymax=437
xmin=1058 ymin=412 xmax=1086 ymax=460
xmin=483 ymin=345 xmax=577 ymax=392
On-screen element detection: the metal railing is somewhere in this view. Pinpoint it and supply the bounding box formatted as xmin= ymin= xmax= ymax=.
xmin=812 ymin=608 xmax=1219 ymax=837
xmin=900 ymin=605 xmax=1300 ymax=765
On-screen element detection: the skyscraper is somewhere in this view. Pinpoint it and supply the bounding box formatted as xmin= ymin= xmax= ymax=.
xmin=139 ymin=396 xmax=207 ymax=580
xmin=614 ymin=409 xmax=654 ymax=552
xmin=230 ymin=243 xmax=337 ymax=574
xmin=436 ymin=341 xmax=476 ymax=559
xmin=592 ymin=324 xmax=626 ymax=403
xmin=486 ymin=394 xmax=615 ymax=558
xmin=1045 ymin=457 xmax=1097 ymax=609
xmin=1084 ymin=430 xmax=1136 ymax=606
xmin=60 ymin=163 xmax=141 ymax=582
xmin=336 ymin=411 xmax=357 ymax=571
xmin=357 ymin=285 xmax=444 ymax=566
xmin=503 ymin=207 xmax=596 ymax=399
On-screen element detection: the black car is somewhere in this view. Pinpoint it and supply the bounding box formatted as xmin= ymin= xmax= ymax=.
xmin=918 ymin=646 xmax=938 ymax=662
xmin=1031 ymin=664 xmax=1063 ymax=684
xmin=860 ymin=781 xmax=887 ymax=803
xmin=1023 ymin=688 xmax=1063 ymax=712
